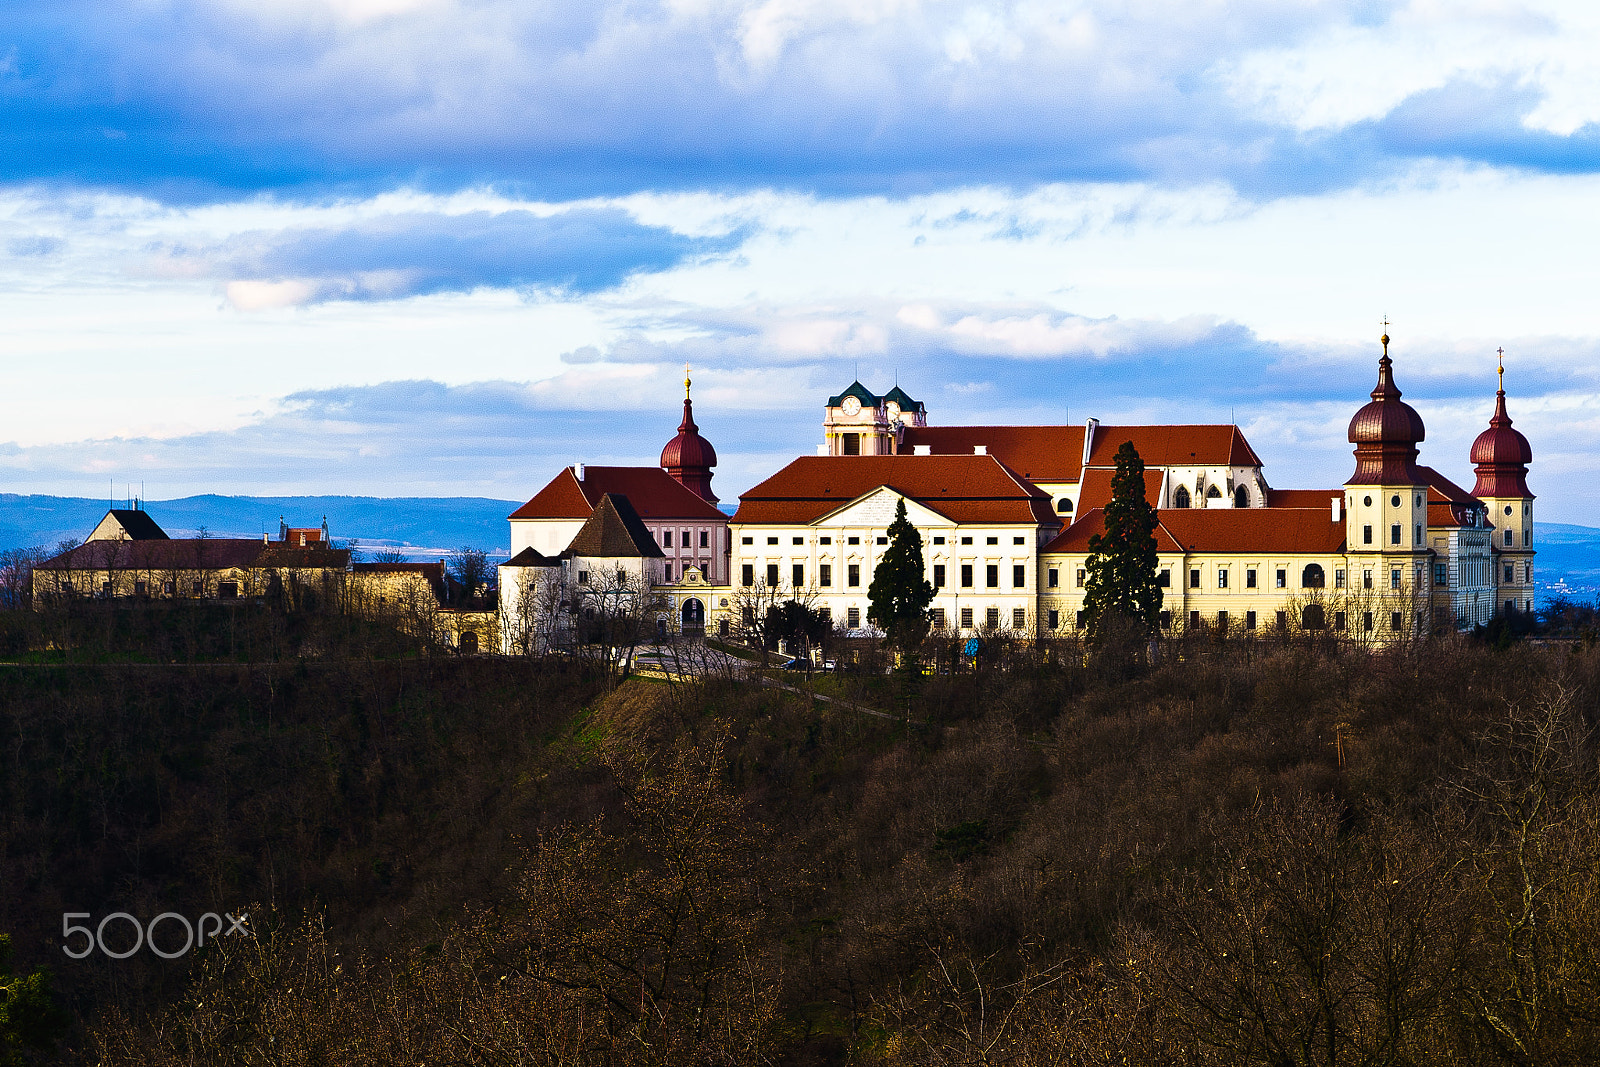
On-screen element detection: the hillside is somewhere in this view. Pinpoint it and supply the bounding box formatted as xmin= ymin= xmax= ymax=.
xmin=3 ymin=627 xmax=1599 ymax=1065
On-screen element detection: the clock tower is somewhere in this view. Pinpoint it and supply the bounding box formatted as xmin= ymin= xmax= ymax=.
xmin=823 ymin=381 xmax=925 ymax=455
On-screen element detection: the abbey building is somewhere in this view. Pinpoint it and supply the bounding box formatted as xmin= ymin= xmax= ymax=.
xmin=501 ymin=336 xmax=1536 ymax=647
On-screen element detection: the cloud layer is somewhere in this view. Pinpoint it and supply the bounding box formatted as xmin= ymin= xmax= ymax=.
xmin=5 ymin=1 xmax=1600 ymax=198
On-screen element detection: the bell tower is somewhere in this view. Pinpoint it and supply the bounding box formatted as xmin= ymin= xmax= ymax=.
xmin=1344 ymin=331 xmax=1432 ymax=638
xmin=660 ymin=366 xmax=719 ymax=504
xmin=1472 ymin=349 xmax=1536 ymax=618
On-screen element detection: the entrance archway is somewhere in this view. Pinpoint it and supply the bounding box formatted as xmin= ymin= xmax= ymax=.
xmin=681 ymin=597 xmax=705 ymax=634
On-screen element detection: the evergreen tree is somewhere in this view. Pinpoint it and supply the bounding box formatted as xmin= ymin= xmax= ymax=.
xmin=1083 ymin=441 xmax=1163 ymax=637
xmin=867 ymin=498 xmax=936 ymax=650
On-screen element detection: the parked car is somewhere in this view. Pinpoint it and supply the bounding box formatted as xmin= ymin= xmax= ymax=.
xmin=780 ymin=658 xmax=809 ymax=671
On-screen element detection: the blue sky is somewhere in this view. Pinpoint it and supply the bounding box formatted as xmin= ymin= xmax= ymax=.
xmin=2 ymin=1 xmax=1598 ymax=521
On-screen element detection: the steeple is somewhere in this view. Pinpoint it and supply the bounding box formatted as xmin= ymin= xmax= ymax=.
xmin=1346 ymin=330 xmax=1427 ymax=486
xmin=1471 ymin=348 xmax=1533 ymax=498
xmin=660 ymin=365 xmax=719 ymax=504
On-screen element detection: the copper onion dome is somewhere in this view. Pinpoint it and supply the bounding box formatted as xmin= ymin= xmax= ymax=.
xmin=660 ymin=368 xmax=719 ymax=504
xmin=1346 ymin=334 xmax=1427 ymax=485
xmin=1470 ymin=354 xmax=1533 ymax=498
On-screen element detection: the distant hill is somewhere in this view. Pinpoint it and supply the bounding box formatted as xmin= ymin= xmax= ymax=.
xmin=1528 ymin=522 xmax=1600 ymax=595
xmin=0 ymin=494 xmax=522 ymax=559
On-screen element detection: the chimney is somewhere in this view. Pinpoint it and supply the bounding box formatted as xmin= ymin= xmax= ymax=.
xmin=262 ymin=532 xmax=268 ymax=544
xmin=973 ymin=445 xmax=987 ymax=455
xmin=913 ymin=444 xmax=931 ymax=456
xmin=1082 ymin=418 xmax=1099 ymax=468
xmin=1331 ymin=495 xmax=1343 ymax=522
xmin=574 ymin=463 xmax=585 ymax=482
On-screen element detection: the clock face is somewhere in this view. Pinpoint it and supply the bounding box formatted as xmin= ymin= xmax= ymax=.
xmin=841 ymin=396 xmax=861 ymax=415
xmin=886 ymin=402 xmax=900 ymax=417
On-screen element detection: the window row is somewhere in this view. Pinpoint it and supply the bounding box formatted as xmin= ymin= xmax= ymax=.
xmin=738 ymin=533 xmax=1029 ymax=547
xmin=739 ymin=562 xmax=1030 ymax=589
xmin=654 ymin=528 xmax=713 ymax=549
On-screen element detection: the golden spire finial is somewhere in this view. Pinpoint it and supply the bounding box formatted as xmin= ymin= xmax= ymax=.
xmin=1497 ymin=347 xmax=1505 ymax=392
xmin=1380 ymin=315 xmax=1390 ymax=356
xmin=684 ymin=362 xmax=692 ymax=400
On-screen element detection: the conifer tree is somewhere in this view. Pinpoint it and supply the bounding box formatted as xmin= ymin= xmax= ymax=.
xmin=867 ymin=498 xmax=936 ymax=650
xmin=1083 ymin=441 xmax=1162 ymax=637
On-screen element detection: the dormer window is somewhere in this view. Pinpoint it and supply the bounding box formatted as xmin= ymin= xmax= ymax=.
xmin=1057 ymin=498 xmax=1074 ymax=513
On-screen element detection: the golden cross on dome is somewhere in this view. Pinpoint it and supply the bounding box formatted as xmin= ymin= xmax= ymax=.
xmin=1380 ymin=315 xmax=1390 ymax=356
xmin=684 ymin=362 xmax=692 ymax=399
xmin=1497 ymin=347 xmax=1505 ymax=391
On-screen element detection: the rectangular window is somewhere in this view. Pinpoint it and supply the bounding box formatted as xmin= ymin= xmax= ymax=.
xmin=960 ymin=607 xmax=974 ymax=628
xmin=848 ymin=536 xmax=860 ymax=545
xmin=793 ymin=564 xmax=805 ymax=588
xmin=1363 ymin=569 xmax=1373 ymax=590
xmin=1363 ymin=524 xmax=1373 ymax=545
xmin=848 ymin=564 xmax=861 ymax=587
xmin=986 ymin=607 xmax=1001 ymax=628
xmin=961 ymin=564 xmax=973 ymax=587
xmin=1363 ymin=611 xmax=1374 ymax=632
xmin=663 ymin=563 xmax=672 ymax=581
xmin=819 ymin=536 xmax=831 ymax=545
xmin=1415 ymin=524 xmax=1422 ymax=545
xmin=842 ymin=432 xmax=860 ymax=455
xmin=1335 ymin=568 xmax=1345 ymax=589
xmin=1524 ymin=563 xmax=1532 ymax=582
xmin=986 ymin=536 xmax=999 ymax=545
xmin=1523 ymin=529 xmax=1531 ymax=547
xmin=1189 ymin=610 xmax=1200 ymax=629
xmin=1246 ymin=568 xmax=1257 ymax=589
xmin=1157 ymin=569 xmax=1171 ymax=588
xmin=1245 ymin=611 xmax=1257 ymax=630
xmin=767 ymin=564 xmax=780 ymax=587
xmin=933 ymin=536 xmax=945 ymax=545
xmin=163 ymin=580 xmax=175 ymax=595
xmin=876 ymin=536 xmax=888 ymax=545
xmin=1275 ymin=610 xmax=1286 ymax=631
xmin=767 ymin=536 xmax=778 ymax=545
xmin=741 ymin=536 xmax=753 ymax=545
xmin=986 ymin=564 xmax=999 ymax=588
xmin=1047 ymin=609 xmax=1059 ymax=629
xmin=793 ymin=536 xmax=805 ymax=545
xmin=741 ymin=564 xmax=753 ymax=587
xmin=1390 ymin=568 xmax=1401 ymax=590
xmin=1504 ymin=529 xmax=1513 ymax=546
xmin=931 ymin=608 xmax=945 ymax=628
xmin=1012 ymin=608 xmax=1026 ymax=629
xmin=1013 ymin=536 xmax=1025 ymax=545
xmin=661 ymin=530 xmax=672 ymax=547
xmin=1013 ymin=564 xmax=1025 ymax=588
xmin=1435 ymin=563 xmax=1448 ymax=585
xmin=1275 ymin=568 xmax=1287 ymax=588
xmin=1391 ymin=611 xmax=1404 ymax=631
xmin=218 ymin=581 xmax=238 ymax=599
xmin=934 ymin=564 xmax=945 ymax=587
xmin=1504 ymin=564 xmax=1514 ymax=583
xmin=1390 ymin=524 xmax=1402 ymax=545
xmin=1158 ymin=610 xmax=1171 ymax=629
xmin=700 ymin=530 xmax=709 ymax=548
xmin=819 ymin=607 xmax=831 ymax=624
xmin=1217 ymin=610 xmax=1228 ymax=629
xmin=579 ymin=571 xmax=591 ymax=585
xmin=193 ymin=580 xmax=204 ymax=596
xmin=961 ymin=536 xmax=973 ymax=545
xmin=1189 ymin=569 xmax=1201 ymax=589
xmin=820 ymin=564 xmax=832 ymax=587
xmin=847 ymin=606 xmax=861 ymax=627
xmin=1077 ymin=610 xmax=1088 ymax=629
xmin=1047 ymin=567 xmax=1058 ymax=589
xmin=1217 ymin=569 xmax=1229 ymax=589
xmin=1077 ymin=568 xmax=1087 ymax=588
xmin=1333 ymin=611 xmax=1346 ymax=631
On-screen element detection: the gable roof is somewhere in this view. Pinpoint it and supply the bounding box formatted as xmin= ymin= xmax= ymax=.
xmin=1268 ymin=488 xmax=1340 ymax=508
xmin=897 ymin=423 xmax=1264 ymax=483
xmin=567 ymin=494 xmax=666 ymax=558
xmin=882 ymin=385 xmax=923 ymax=411
xmin=509 ymin=466 xmax=726 ymax=522
xmin=1043 ymin=507 xmax=1345 ymax=556
xmin=90 ymin=509 xmax=170 ymax=541
xmin=502 ymin=547 xmax=563 ymax=568
xmin=733 ymin=455 xmax=1058 ymax=527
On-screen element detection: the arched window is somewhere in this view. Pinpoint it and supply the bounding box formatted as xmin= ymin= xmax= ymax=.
xmin=1234 ymin=486 xmax=1249 ymax=508
xmin=1302 ymin=604 xmax=1325 ymax=631
xmin=1302 ymin=563 xmax=1325 ymax=589
xmin=1206 ymin=485 xmax=1222 ymax=499
xmin=1056 ymin=497 xmax=1074 ymax=514
xmin=1173 ymin=486 xmax=1191 ymax=509
xmin=459 ymin=631 xmax=479 ymax=653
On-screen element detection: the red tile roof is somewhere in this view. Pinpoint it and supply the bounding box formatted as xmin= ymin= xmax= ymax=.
xmin=1267 ymin=488 xmax=1340 ymax=508
xmin=733 ymin=455 xmax=1059 ymax=527
xmin=1085 ymin=425 xmax=1263 ymax=468
xmin=1044 ymin=507 xmax=1345 ymax=555
xmin=509 ymin=466 xmax=726 ymax=522
xmin=899 ymin=423 xmax=1263 ymax=482
xmin=1418 ymin=466 xmax=1478 ymax=505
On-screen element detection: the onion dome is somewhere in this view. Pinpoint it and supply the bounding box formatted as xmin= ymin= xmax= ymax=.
xmin=660 ymin=368 xmax=718 ymax=504
xmin=1346 ymin=334 xmax=1427 ymax=485
xmin=1470 ymin=357 xmax=1533 ymax=498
